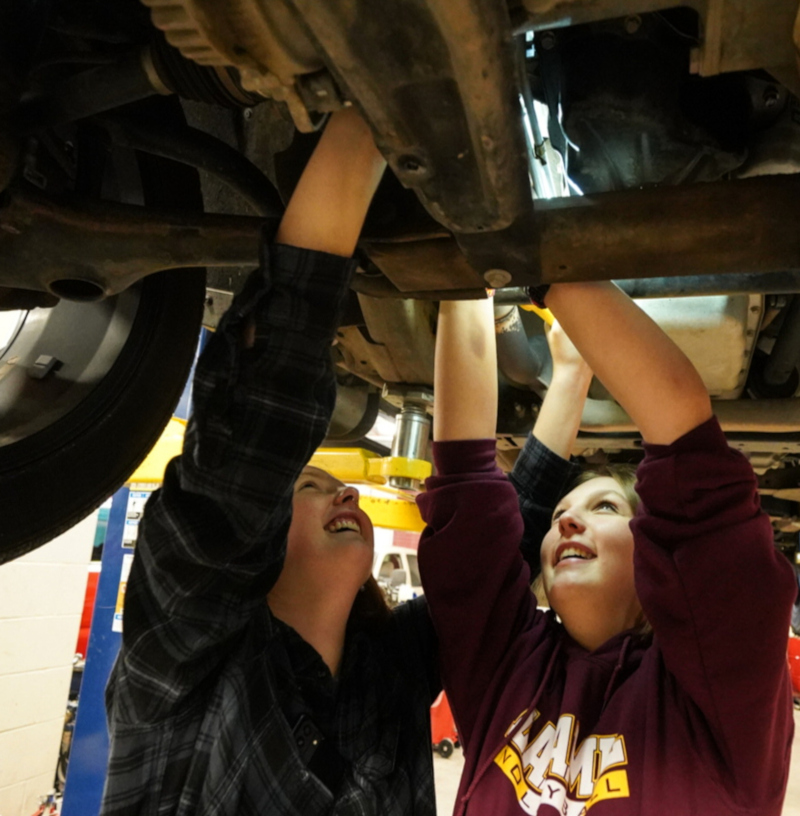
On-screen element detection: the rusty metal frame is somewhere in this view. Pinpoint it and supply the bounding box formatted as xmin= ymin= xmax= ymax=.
xmin=1 ymin=173 xmax=798 ymax=300
xmin=0 ymin=187 xmax=265 ymax=299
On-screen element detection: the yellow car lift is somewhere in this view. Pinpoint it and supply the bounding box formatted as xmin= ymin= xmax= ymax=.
xmin=129 ymin=425 xmax=427 ymax=533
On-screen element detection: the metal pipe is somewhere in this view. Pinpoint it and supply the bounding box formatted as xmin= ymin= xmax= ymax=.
xmin=96 ymin=115 xmax=284 ymax=217
xmin=0 ymin=187 xmax=267 ymax=299
xmin=390 ymin=404 xmax=431 ymax=489
xmin=533 ymin=174 xmax=800 ymax=287
xmin=494 ymin=304 xmax=547 ymax=388
xmin=764 ymin=295 xmax=800 ymax=386
xmin=365 ymin=174 xmax=800 ymax=291
xmin=612 ymin=272 xmax=800 ymax=299
xmin=353 ymin=269 xmax=800 ymax=304
xmin=578 ymin=396 xmax=800 ymax=434
xmin=494 ymin=271 xmax=800 ymax=305
xmin=517 ymin=37 xmax=555 ymax=200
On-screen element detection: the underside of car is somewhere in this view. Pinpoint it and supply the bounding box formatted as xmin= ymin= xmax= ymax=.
xmin=1 ymin=0 xmax=800 ymax=564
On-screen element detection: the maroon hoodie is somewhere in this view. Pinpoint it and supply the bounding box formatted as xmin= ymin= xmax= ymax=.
xmin=417 ymin=418 xmax=795 ymax=815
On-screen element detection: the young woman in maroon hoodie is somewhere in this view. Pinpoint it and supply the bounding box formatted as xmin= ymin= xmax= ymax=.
xmin=418 ymin=284 xmax=796 ymax=816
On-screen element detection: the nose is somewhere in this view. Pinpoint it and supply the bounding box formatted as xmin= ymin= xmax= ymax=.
xmin=558 ymin=510 xmax=585 ymax=537
xmin=334 ymin=484 xmax=360 ymax=506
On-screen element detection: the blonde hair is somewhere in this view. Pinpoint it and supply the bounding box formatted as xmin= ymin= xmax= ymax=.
xmin=571 ymin=463 xmax=640 ymax=514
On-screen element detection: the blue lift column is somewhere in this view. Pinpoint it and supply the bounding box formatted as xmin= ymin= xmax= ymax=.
xmin=61 ymin=330 xmax=207 ymax=816
xmin=60 ymin=485 xmax=136 ymax=816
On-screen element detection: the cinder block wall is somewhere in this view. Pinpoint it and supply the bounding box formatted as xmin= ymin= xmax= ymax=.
xmin=0 ymin=513 xmax=96 ymax=816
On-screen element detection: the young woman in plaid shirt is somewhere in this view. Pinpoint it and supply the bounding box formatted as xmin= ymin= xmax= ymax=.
xmin=101 ymin=110 xmax=441 ymax=816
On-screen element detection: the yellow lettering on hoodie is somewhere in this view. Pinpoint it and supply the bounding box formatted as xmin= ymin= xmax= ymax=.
xmin=493 ymin=714 xmax=631 ymax=814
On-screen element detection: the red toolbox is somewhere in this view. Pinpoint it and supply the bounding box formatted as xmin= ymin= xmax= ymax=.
xmin=788 ymin=637 xmax=800 ymax=699
xmin=431 ymin=691 xmax=459 ymax=758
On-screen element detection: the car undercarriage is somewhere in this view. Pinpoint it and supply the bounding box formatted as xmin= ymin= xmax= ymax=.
xmin=1 ymin=0 xmax=800 ymax=563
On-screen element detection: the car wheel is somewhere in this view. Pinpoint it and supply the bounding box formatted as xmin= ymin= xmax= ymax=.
xmin=0 ymin=98 xmax=206 ymax=564
xmin=0 ymin=267 xmax=204 ymax=563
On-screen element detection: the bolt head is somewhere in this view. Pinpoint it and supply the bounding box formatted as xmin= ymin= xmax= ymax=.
xmin=484 ymin=269 xmax=512 ymax=289
xmin=541 ymin=31 xmax=556 ymax=50
xmin=763 ymin=86 xmax=780 ymax=108
xmin=624 ymin=15 xmax=642 ymax=34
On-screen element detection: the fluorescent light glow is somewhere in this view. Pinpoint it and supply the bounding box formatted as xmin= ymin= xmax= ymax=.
xmin=365 ymin=411 xmax=397 ymax=450
xmin=0 ymin=311 xmax=23 ymax=353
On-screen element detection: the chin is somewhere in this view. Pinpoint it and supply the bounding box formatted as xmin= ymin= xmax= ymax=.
xmin=547 ymin=579 xmax=594 ymax=611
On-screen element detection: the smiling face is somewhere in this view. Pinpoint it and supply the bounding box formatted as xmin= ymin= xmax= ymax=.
xmin=285 ymin=466 xmax=375 ymax=587
xmin=540 ymin=476 xmax=642 ymax=648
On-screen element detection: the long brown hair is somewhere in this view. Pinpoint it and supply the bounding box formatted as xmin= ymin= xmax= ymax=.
xmin=347 ymin=575 xmax=392 ymax=636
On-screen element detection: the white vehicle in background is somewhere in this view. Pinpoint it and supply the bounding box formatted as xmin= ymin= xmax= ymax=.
xmin=372 ymin=546 xmax=423 ymax=605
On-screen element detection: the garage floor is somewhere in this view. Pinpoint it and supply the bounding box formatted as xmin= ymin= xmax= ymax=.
xmin=434 ymin=709 xmax=800 ymax=815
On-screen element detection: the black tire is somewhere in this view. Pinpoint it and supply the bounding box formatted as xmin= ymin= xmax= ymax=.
xmin=0 ymin=96 xmax=206 ymax=564
xmin=0 ymin=268 xmax=204 ymax=563
xmin=437 ymin=739 xmax=455 ymax=759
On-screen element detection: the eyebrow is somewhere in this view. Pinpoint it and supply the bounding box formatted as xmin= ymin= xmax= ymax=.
xmin=554 ymin=488 xmax=631 ymax=514
xmin=297 ymin=469 xmax=344 ymax=489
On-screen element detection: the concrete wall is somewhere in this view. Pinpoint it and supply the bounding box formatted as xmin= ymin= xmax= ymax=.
xmin=0 ymin=513 xmax=96 ymax=816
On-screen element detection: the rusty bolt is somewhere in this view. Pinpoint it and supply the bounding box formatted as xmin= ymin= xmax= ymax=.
xmin=484 ymin=269 xmax=512 ymax=289
xmin=540 ymin=31 xmax=557 ymax=50
xmin=763 ymin=86 xmax=780 ymax=108
xmin=624 ymin=15 xmax=642 ymax=34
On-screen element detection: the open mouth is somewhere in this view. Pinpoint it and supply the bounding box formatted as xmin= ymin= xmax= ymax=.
xmin=325 ymin=517 xmax=362 ymax=535
xmin=555 ymin=544 xmax=596 ymax=565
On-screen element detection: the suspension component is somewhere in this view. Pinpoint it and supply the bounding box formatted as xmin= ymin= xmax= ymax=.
xmin=383 ymin=385 xmax=433 ymax=491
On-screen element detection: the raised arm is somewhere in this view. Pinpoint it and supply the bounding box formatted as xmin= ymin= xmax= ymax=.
xmin=545 ymin=282 xmax=712 ymax=444
xmin=533 ymin=321 xmax=593 ymax=457
xmin=434 ymin=297 xmax=497 ymax=441
xmin=110 ymin=111 xmax=385 ymax=723
xmin=510 ymin=321 xmax=589 ymax=574
xmin=275 ymin=108 xmax=386 ymax=256
xmin=421 ymin=297 xmax=542 ymax=748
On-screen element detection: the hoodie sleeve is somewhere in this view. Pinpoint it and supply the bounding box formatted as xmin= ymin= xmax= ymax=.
xmin=417 ymin=439 xmax=540 ymax=748
xmin=632 ymin=416 xmax=796 ymax=802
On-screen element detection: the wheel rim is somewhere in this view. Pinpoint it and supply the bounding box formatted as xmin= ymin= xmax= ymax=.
xmin=0 ymin=288 xmax=140 ymax=446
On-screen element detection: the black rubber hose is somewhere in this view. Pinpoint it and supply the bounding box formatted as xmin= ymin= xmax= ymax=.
xmin=96 ymin=113 xmax=284 ymax=217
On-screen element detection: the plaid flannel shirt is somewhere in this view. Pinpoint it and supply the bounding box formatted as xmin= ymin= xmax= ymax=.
xmin=509 ymin=434 xmax=582 ymax=578
xmin=101 ymin=244 xmax=439 ymax=816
